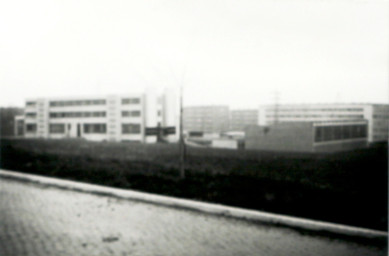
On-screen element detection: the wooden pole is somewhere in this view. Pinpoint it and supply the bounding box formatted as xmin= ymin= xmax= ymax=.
xmin=179 ymin=84 xmax=185 ymax=179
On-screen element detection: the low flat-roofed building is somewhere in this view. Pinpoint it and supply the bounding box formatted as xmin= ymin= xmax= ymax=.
xmin=245 ymin=120 xmax=368 ymax=153
xmin=258 ymin=103 xmax=389 ymax=144
xmin=14 ymin=89 xmax=178 ymax=143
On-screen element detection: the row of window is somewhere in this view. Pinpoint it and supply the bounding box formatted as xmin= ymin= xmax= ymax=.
xmin=122 ymin=98 xmax=140 ymax=105
xmin=373 ymin=127 xmax=389 ymax=133
xmin=373 ymin=115 xmax=389 ymax=119
xmin=266 ymin=114 xmax=364 ymax=119
xmin=47 ymin=123 xmax=141 ymax=134
xmin=31 ymin=110 xmax=157 ymax=119
xmin=50 ymin=124 xmax=65 ymax=133
xmin=84 ymin=124 xmax=107 ymax=134
xmin=26 ymin=113 xmax=37 ymax=118
xmin=50 ymin=112 xmax=106 ymax=118
xmin=26 ymin=101 xmax=36 ymax=107
xmin=122 ymin=111 xmax=141 ymax=117
xmin=50 ymin=100 xmax=106 ymax=107
xmin=122 ymin=124 xmax=141 ymax=134
xmin=266 ymin=108 xmax=364 ymax=112
xmin=314 ymin=125 xmax=367 ymax=143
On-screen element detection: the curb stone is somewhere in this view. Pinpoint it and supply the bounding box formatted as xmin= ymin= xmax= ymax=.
xmin=1 ymin=169 xmax=387 ymax=241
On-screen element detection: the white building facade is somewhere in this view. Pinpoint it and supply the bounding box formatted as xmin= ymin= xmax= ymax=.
xmin=183 ymin=105 xmax=230 ymax=134
xmin=229 ymin=109 xmax=258 ymax=131
xmin=258 ymin=103 xmax=389 ymax=143
xmin=15 ymin=89 xmax=179 ymax=143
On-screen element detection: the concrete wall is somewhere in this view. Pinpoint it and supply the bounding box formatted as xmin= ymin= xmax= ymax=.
xmin=245 ymin=123 xmax=314 ymax=152
xmin=314 ymin=139 xmax=367 ymax=152
xmin=211 ymin=139 xmax=238 ymax=149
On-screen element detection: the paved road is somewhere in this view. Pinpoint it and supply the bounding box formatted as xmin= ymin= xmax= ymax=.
xmin=0 ymin=178 xmax=386 ymax=256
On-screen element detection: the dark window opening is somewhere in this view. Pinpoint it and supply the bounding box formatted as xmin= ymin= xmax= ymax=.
xmin=26 ymin=124 xmax=37 ymax=133
xmin=83 ymin=124 xmax=107 ymax=134
xmin=122 ymin=111 xmax=141 ymax=117
xmin=122 ymin=123 xmax=141 ymax=134
xmin=315 ymin=124 xmax=367 ymax=143
xmin=49 ymin=124 xmax=65 ymax=134
xmin=122 ymin=98 xmax=140 ymax=105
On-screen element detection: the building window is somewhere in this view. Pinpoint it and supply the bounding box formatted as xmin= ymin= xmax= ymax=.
xmin=50 ymin=100 xmax=106 ymax=107
xmin=92 ymin=111 xmax=106 ymax=117
xmin=49 ymin=124 xmax=65 ymax=134
xmin=121 ymin=111 xmax=141 ymax=117
xmin=122 ymin=123 xmax=141 ymax=134
xmin=26 ymin=101 xmax=36 ymax=107
xmin=25 ymin=112 xmax=37 ymax=118
xmin=314 ymin=124 xmax=367 ymax=143
xmin=26 ymin=124 xmax=37 ymax=133
xmin=122 ymin=98 xmax=140 ymax=105
xmin=83 ymin=124 xmax=106 ymax=134
xmin=50 ymin=111 xmax=106 ymax=118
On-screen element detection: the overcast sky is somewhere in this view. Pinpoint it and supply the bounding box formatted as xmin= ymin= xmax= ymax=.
xmin=1 ymin=0 xmax=388 ymax=108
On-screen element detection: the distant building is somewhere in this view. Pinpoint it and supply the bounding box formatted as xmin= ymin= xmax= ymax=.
xmin=258 ymin=104 xmax=389 ymax=143
xmin=0 ymin=107 xmax=24 ymax=137
xmin=229 ymin=109 xmax=258 ymax=131
xmin=14 ymin=116 xmax=24 ymax=136
xmin=245 ymin=120 xmax=368 ymax=153
xmin=211 ymin=131 xmax=245 ymax=150
xmin=14 ymin=89 xmax=178 ymax=143
xmin=183 ymin=105 xmax=229 ymax=134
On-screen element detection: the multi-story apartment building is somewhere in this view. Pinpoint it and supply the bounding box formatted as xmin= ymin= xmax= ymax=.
xmin=229 ymin=109 xmax=258 ymax=131
xmin=258 ymin=103 xmax=389 ymax=143
xmin=14 ymin=89 xmax=178 ymax=143
xmin=183 ymin=106 xmax=230 ymax=134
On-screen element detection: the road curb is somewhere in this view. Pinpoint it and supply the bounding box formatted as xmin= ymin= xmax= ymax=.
xmin=1 ymin=169 xmax=387 ymax=241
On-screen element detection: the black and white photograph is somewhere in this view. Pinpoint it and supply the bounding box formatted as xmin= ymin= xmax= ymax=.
xmin=0 ymin=0 xmax=388 ymax=255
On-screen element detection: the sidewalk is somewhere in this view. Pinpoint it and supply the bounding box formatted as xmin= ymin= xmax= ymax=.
xmin=0 ymin=170 xmax=387 ymax=256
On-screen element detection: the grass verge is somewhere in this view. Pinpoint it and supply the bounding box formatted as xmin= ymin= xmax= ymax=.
xmin=0 ymin=138 xmax=387 ymax=231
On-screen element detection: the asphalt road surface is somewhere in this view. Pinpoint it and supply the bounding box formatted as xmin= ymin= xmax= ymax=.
xmin=0 ymin=178 xmax=386 ymax=256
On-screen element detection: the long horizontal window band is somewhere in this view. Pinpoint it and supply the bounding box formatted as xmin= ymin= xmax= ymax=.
xmin=49 ymin=124 xmax=65 ymax=134
xmin=84 ymin=124 xmax=107 ymax=134
xmin=121 ymin=110 xmax=141 ymax=117
xmin=50 ymin=112 xmax=106 ymax=118
xmin=266 ymin=114 xmax=364 ymax=118
xmin=314 ymin=124 xmax=367 ymax=143
xmin=50 ymin=99 xmax=106 ymax=107
xmin=121 ymin=98 xmax=140 ymax=104
xmin=122 ymin=123 xmax=141 ymax=134
xmin=26 ymin=101 xmax=36 ymax=106
xmin=25 ymin=112 xmax=37 ymax=118
xmin=267 ymin=108 xmax=364 ymax=112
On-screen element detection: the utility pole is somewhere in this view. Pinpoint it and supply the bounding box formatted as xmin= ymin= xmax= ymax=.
xmin=179 ymin=84 xmax=185 ymax=179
